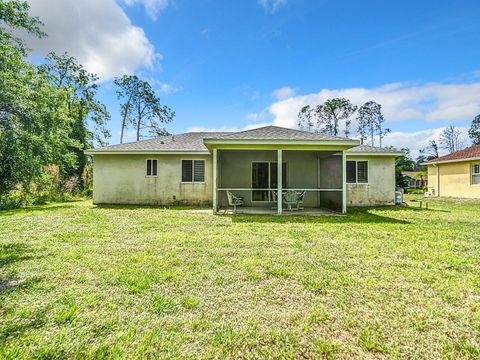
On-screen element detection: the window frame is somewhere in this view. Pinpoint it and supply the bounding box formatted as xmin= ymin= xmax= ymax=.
xmin=181 ymin=159 xmax=206 ymax=184
xmin=472 ymin=163 xmax=480 ymax=185
xmin=346 ymin=160 xmax=369 ymax=184
xmin=145 ymin=159 xmax=158 ymax=177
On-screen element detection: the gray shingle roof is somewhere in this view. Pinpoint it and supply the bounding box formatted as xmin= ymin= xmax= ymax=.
xmin=347 ymin=145 xmax=402 ymax=153
xmin=205 ymin=126 xmax=346 ymax=141
xmin=89 ymin=126 xmax=399 ymax=154
xmin=92 ymin=132 xmax=229 ymax=152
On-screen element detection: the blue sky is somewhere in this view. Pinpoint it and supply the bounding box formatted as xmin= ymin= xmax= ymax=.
xmin=26 ymin=0 xmax=480 ymax=154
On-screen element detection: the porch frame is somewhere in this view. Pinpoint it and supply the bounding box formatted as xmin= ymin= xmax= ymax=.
xmin=210 ymin=145 xmax=356 ymax=215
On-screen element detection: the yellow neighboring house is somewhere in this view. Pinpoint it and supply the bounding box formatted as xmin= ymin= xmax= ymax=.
xmin=425 ymin=145 xmax=480 ymax=198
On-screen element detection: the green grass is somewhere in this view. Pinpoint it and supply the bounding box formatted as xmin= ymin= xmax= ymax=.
xmin=1 ymin=197 xmax=480 ymax=359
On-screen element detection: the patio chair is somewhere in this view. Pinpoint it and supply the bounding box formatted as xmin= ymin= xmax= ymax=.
xmin=295 ymin=191 xmax=306 ymax=211
xmin=283 ymin=190 xmax=298 ymax=211
xmin=226 ymin=191 xmax=244 ymax=214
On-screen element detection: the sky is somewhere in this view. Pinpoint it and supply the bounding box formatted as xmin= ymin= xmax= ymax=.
xmin=23 ymin=0 xmax=480 ymax=156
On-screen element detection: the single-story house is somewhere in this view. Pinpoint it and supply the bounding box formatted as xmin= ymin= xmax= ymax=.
xmin=86 ymin=126 xmax=404 ymax=214
xmin=425 ymin=145 xmax=480 ymax=198
xmin=402 ymin=171 xmax=427 ymax=189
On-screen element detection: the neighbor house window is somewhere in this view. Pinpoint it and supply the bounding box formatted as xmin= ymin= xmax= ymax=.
xmin=182 ymin=160 xmax=205 ymax=182
xmin=472 ymin=164 xmax=480 ymax=185
xmin=146 ymin=159 xmax=158 ymax=177
xmin=346 ymin=160 xmax=368 ymax=184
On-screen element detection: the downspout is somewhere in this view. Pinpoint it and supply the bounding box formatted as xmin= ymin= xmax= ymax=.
xmin=433 ymin=164 xmax=440 ymax=197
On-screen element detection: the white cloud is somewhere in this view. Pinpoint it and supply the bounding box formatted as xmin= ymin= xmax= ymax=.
xmin=160 ymin=83 xmax=182 ymax=94
xmin=272 ymin=86 xmax=297 ymax=100
xmin=383 ymin=127 xmax=470 ymax=158
xmin=24 ymin=0 xmax=158 ymax=81
xmin=267 ymin=82 xmax=480 ymax=128
xmin=123 ymin=0 xmax=170 ymax=21
xmin=258 ymin=0 xmax=288 ymax=13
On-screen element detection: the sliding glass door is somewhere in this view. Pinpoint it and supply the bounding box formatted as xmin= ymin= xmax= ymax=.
xmin=252 ymin=162 xmax=287 ymax=202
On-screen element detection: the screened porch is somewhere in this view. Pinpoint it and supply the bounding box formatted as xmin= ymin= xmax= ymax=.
xmin=213 ymin=149 xmax=346 ymax=214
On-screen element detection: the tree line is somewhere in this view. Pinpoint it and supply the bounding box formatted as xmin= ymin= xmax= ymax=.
xmin=0 ymin=1 xmax=174 ymax=209
xmin=297 ymin=99 xmax=390 ymax=146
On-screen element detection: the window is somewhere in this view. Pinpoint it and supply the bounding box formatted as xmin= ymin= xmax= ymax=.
xmin=146 ymin=159 xmax=157 ymax=177
xmin=346 ymin=160 xmax=368 ymax=184
xmin=472 ymin=164 xmax=480 ymax=185
xmin=182 ymin=160 xmax=205 ymax=182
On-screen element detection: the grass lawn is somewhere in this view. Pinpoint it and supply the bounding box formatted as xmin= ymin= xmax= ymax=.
xmin=1 ymin=197 xmax=480 ymax=359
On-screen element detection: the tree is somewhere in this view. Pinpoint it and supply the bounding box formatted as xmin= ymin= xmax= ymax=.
xmin=315 ymin=98 xmax=357 ymax=137
xmin=419 ymin=140 xmax=439 ymax=160
xmin=357 ymin=101 xmax=388 ymax=146
xmin=0 ymin=1 xmax=77 ymax=195
xmin=439 ymin=125 xmax=465 ymax=153
xmin=114 ymin=75 xmax=175 ymax=141
xmin=297 ymin=105 xmax=315 ymax=132
xmin=0 ymin=0 xmax=45 ymax=54
xmin=469 ymin=114 xmax=480 ymax=145
xmin=387 ymin=147 xmax=414 ymax=188
xmin=39 ymin=53 xmax=111 ymax=184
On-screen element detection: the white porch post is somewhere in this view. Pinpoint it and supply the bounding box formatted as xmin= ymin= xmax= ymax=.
xmin=213 ymin=148 xmax=218 ymax=213
xmin=342 ymin=150 xmax=347 ymax=214
xmin=277 ymin=149 xmax=283 ymax=215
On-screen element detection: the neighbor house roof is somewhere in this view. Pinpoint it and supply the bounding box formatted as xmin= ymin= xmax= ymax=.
xmin=402 ymin=171 xmax=427 ymax=179
xmin=86 ymin=126 xmax=401 ymax=155
xmin=425 ymin=145 xmax=480 ymax=165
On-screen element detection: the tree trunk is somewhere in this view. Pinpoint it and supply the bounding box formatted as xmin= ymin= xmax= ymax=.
xmin=136 ymin=101 xmax=141 ymax=141
xmin=120 ymin=95 xmax=132 ymax=144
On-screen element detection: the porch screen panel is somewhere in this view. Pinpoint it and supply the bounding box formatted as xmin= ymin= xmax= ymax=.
xmin=357 ymin=161 xmax=368 ymax=183
xmin=269 ymin=163 xmax=287 ymax=188
xmin=182 ymin=160 xmax=193 ymax=182
xmin=252 ymin=162 xmax=269 ymax=201
xmin=193 ymin=160 xmax=205 ymax=182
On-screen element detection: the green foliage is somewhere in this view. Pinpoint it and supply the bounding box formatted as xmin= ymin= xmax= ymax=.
xmin=114 ymin=74 xmax=174 ymax=143
xmin=298 ymin=98 xmax=357 ymax=137
xmin=0 ymin=2 xmax=110 ymax=205
xmin=469 ymin=114 xmax=480 ymax=145
xmin=357 ymin=101 xmax=390 ymax=146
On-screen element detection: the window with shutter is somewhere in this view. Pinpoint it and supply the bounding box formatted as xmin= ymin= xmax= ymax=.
xmin=193 ymin=160 xmax=205 ymax=182
xmin=357 ymin=161 xmax=368 ymax=183
xmin=146 ymin=159 xmax=157 ymax=177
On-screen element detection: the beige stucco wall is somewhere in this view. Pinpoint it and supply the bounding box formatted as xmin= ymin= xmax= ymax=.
xmin=345 ymin=156 xmax=396 ymax=206
xmin=91 ymin=152 xmax=397 ymax=207
xmin=92 ymin=154 xmax=213 ymax=205
xmin=427 ymin=161 xmax=480 ymax=198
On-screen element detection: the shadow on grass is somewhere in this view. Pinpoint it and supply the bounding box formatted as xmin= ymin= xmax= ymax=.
xmin=0 ymin=243 xmax=43 ymax=294
xmin=228 ymin=206 xmax=444 ymax=224
xmin=0 ymin=200 xmax=84 ymax=217
xmin=94 ymin=203 xmax=211 ymax=211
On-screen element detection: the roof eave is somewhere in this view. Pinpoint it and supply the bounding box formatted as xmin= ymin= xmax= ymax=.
xmin=85 ymin=150 xmax=209 ymax=155
xmin=203 ymin=139 xmax=360 ymax=146
xmin=347 ymin=152 xmax=404 ymax=157
xmin=423 ymin=156 xmax=480 ymax=165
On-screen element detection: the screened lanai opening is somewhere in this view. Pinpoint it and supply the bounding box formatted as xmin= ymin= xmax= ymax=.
xmin=215 ymin=149 xmax=344 ymax=214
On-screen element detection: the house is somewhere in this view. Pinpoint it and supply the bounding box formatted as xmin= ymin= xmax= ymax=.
xmin=402 ymin=171 xmax=427 ymax=189
xmin=85 ymin=126 xmax=404 ymax=214
xmin=425 ymin=145 xmax=480 ymax=198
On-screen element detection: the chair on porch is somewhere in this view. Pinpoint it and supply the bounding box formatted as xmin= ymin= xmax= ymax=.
xmin=295 ymin=191 xmax=306 ymax=211
xmin=226 ymin=191 xmax=244 ymax=214
xmin=283 ymin=190 xmax=298 ymax=211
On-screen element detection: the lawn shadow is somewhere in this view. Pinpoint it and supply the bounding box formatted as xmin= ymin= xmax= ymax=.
xmin=0 ymin=200 xmax=84 ymax=217
xmin=227 ymin=206 xmax=443 ymax=224
xmin=94 ymin=203 xmax=211 ymax=211
xmin=0 ymin=243 xmax=43 ymax=294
